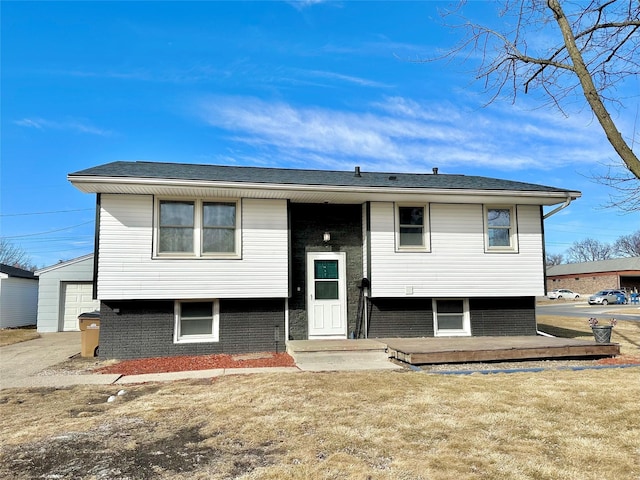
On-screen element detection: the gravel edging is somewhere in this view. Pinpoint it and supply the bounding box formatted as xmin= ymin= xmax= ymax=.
xmin=416 ymin=357 xmax=640 ymax=374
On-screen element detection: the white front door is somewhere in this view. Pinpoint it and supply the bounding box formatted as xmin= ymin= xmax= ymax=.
xmin=307 ymin=252 xmax=347 ymax=339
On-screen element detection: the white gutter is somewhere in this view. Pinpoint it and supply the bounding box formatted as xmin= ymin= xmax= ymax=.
xmin=543 ymin=195 xmax=574 ymax=219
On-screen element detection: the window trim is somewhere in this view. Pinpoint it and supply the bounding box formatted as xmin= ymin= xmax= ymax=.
xmin=483 ymin=205 xmax=518 ymax=253
xmin=432 ymin=298 xmax=471 ymax=337
xmin=394 ymin=203 xmax=430 ymax=252
xmin=154 ymin=198 xmax=241 ymax=259
xmin=174 ymin=299 xmax=220 ymax=343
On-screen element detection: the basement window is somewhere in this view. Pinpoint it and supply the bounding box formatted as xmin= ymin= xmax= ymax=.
xmin=174 ymin=300 xmax=220 ymax=343
xmin=432 ymin=299 xmax=470 ymax=337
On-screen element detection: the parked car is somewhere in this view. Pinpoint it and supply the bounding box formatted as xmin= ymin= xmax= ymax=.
xmin=611 ymin=290 xmax=628 ymax=304
xmin=588 ymin=290 xmax=626 ymax=305
xmin=548 ymin=289 xmax=580 ymax=300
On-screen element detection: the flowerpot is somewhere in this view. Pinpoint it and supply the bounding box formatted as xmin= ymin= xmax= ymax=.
xmin=592 ymin=325 xmax=613 ymax=343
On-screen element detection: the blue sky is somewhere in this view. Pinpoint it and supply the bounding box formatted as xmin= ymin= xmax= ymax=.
xmin=1 ymin=1 xmax=638 ymax=268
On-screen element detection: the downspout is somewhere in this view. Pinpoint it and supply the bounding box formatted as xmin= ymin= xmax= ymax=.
xmin=538 ymin=195 xmax=574 ymax=337
xmin=92 ymin=193 xmax=101 ymax=300
xmin=543 ymin=195 xmax=573 ymax=220
xmin=365 ymin=202 xmax=372 ymax=339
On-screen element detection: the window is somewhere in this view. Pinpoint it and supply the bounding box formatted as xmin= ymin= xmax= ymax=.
xmin=174 ymin=300 xmax=219 ymax=343
xmin=314 ymin=259 xmax=339 ymax=300
xmin=203 ymin=202 xmax=236 ymax=253
xmin=159 ymin=201 xmax=195 ymax=253
xmin=396 ymin=204 xmax=429 ymax=251
xmin=433 ymin=299 xmax=470 ymax=336
xmin=484 ymin=206 xmax=517 ymax=252
xmin=156 ymin=199 xmax=240 ymax=258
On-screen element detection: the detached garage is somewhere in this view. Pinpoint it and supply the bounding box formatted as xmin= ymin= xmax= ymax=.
xmin=0 ymin=264 xmax=38 ymax=328
xmin=35 ymin=254 xmax=99 ymax=332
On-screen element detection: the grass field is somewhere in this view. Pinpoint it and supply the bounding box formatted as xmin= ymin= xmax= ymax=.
xmin=1 ymin=368 xmax=639 ymax=479
xmin=1 ymin=315 xmax=639 ymax=479
xmin=0 ymin=327 xmax=39 ymax=347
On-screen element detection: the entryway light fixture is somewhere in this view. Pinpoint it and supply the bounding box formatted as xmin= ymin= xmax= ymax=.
xmin=323 ymin=232 xmax=331 ymax=242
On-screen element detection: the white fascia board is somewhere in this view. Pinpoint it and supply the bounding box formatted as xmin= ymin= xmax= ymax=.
xmin=68 ymin=175 xmax=581 ymax=206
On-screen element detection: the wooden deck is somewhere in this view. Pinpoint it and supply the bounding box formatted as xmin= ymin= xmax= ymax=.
xmin=382 ymin=336 xmax=620 ymax=365
xmin=286 ymin=336 xmax=620 ymax=366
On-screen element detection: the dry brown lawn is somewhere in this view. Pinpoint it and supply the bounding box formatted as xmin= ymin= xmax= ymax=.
xmin=1 ymin=315 xmax=639 ymax=479
xmin=1 ymin=369 xmax=639 ymax=478
xmin=538 ymin=315 xmax=640 ymax=357
xmin=0 ymin=327 xmax=39 ymax=347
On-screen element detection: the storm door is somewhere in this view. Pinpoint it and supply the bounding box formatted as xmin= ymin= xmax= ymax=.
xmin=307 ymin=252 xmax=347 ymax=338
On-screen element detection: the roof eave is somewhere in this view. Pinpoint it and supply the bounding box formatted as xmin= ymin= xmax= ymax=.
xmin=35 ymin=253 xmax=94 ymax=276
xmin=68 ymin=175 xmax=581 ymax=205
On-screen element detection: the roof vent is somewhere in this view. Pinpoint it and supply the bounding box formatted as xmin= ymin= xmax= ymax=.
xmin=354 ymin=166 xmax=361 ymax=177
xmin=432 ymin=167 xmax=439 ymax=175
xmin=388 ymin=175 xmax=397 ymax=181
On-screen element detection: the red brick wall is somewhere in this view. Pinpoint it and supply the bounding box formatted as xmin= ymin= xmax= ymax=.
xmin=546 ymin=273 xmax=619 ymax=296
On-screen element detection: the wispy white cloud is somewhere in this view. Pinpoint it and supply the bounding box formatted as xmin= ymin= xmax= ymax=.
xmin=299 ymin=69 xmax=392 ymax=88
xmin=287 ymin=0 xmax=332 ymax=11
xmin=195 ymin=94 xmax=616 ymax=174
xmin=14 ymin=117 xmax=113 ymax=137
xmin=14 ymin=118 xmax=44 ymax=129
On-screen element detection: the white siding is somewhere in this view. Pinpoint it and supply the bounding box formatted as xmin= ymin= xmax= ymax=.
xmin=0 ymin=277 xmax=38 ymax=328
xmin=98 ymin=195 xmax=289 ymax=299
xmin=369 ymin=202 xmax=544 ymax=297
xmin=36 ymin=256 xmax=96 ymax=332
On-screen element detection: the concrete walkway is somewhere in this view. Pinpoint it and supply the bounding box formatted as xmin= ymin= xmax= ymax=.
xmin=0 ymin=333 xmax=401 ymax=390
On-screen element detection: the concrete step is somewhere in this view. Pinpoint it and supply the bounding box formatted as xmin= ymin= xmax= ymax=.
xmin=286 ymin=339 xmax=388 ymax=355
xmin=289 ymin=349 xmax=403 ymax=372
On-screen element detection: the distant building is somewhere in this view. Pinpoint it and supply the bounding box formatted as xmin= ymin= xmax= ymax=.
xmin=0 ymin=264 xmax=38 ymax=328
xmin=546 ymin=257 xmax=640 ymax=294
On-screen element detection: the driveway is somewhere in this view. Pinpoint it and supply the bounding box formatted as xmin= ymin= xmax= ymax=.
xmin=537 ymin=302 xmax=640 ymax=321
xmin=0 ymin=332 xmax=82 ymax=387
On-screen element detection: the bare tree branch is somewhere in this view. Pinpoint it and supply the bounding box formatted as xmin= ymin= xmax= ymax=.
xmin=546 ymin=252 xmax=564 ymax=265
xmin=428 ymin=0 xmax=640 ymax=209
xmin=0 ymin=239 xmax=34 ymax=270
xmin=567 ymin=238 xmax=615 ymax=262
xmin=547 ymin=0 xmax=640 ymax=178
xmin=614 ymin=230 xmax=640 ymax=256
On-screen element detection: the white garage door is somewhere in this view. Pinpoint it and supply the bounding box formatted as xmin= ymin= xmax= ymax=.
xmin=62 ymin=282 xmax=99 ymax=331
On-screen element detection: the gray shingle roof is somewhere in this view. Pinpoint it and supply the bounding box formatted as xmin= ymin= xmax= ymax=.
xmin=547 ymin=257 xmax=640 ymax=276
xmin=69 ymin=161 xmax=577 ymax=194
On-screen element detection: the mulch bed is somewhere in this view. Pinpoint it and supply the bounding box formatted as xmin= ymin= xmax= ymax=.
xmin=595 ymin=355 xmax=640 ymax=366
xmin=92 ymin=352 xmax=639 ymax=376
xmin=95 ymin=352 xmax=296 ymax=376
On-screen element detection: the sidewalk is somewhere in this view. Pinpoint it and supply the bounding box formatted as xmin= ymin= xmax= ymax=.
xmin=1 ymin=367 xmax=301 ymax=390
xmin=1 ymin=333 xmax=400 ymax=390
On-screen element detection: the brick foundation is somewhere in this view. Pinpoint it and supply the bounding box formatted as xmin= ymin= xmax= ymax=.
xmin=366 ymin=296 xmax=536 ymax=338
xmin=98 ymin=299 xmax=285 ymax=359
